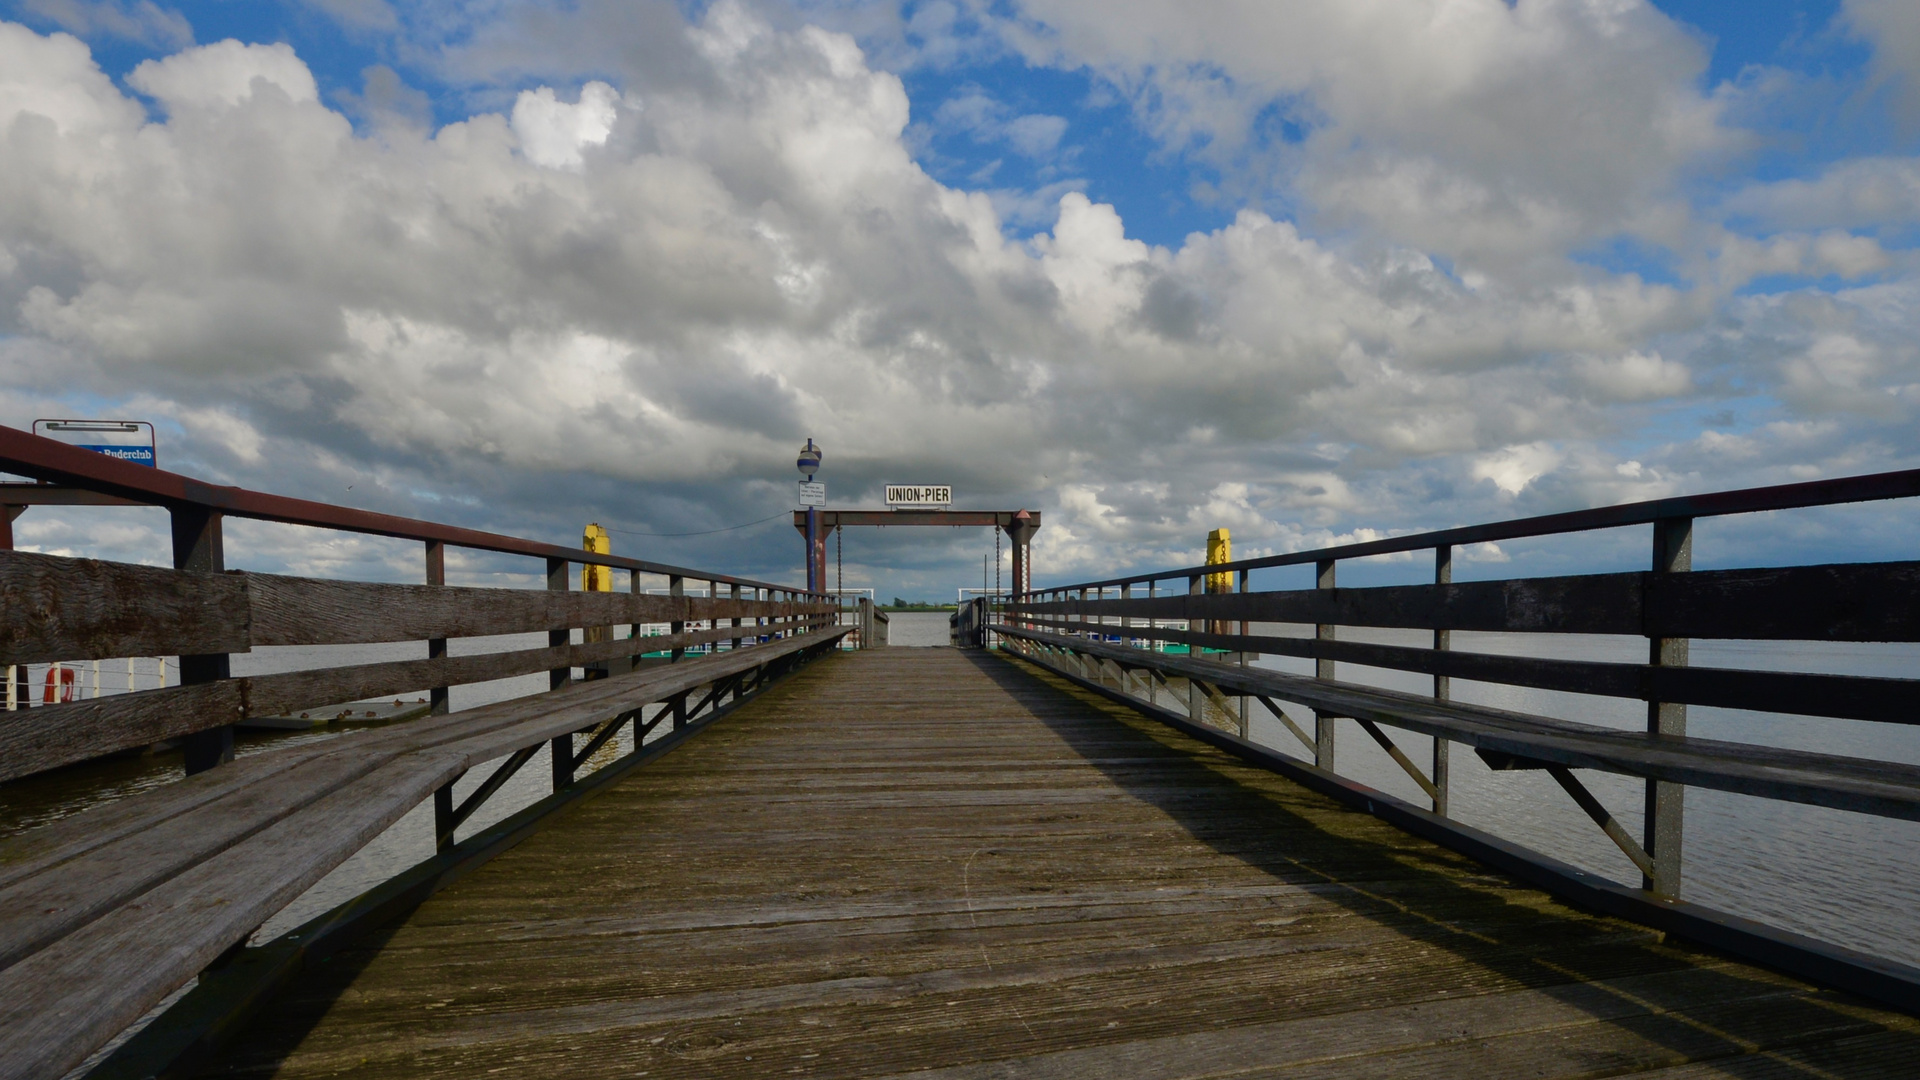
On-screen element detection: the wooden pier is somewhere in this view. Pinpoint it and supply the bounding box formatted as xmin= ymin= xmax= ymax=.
xmin=203 ymin=649 xmax=1918 ymax=1078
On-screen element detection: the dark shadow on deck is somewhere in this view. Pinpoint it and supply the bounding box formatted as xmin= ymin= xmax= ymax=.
xmin=967 ymin=648 xmax=1915 ymax=1077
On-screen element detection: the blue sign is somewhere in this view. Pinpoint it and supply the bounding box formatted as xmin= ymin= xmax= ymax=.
xmin=76 ymin=444 xmax=155 ymax=466
xmin=33 ymin=420 xmax=157 ymax=468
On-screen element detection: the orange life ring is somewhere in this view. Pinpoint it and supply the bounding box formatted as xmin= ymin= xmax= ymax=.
xmin=42 ymin=666 xmax=77 ymax=704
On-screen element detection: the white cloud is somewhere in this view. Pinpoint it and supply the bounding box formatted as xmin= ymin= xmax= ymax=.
xmin=933 ymin=87 xmax=1068 ymax=158
xmin=1724 ymin=158 xmax=1920 ymax=232
xmin=126 ymin=39 xmax=318 ymax=111
xmin=1846 ymin=0 xmax=1920 ymax=121
xmin=987 ymin=0 xmax=1734 ymax=269
xmin=16 ymin=0 xmax=191 ymax=49
xmin=1471 ymin=442 xmax=1562 ymax=495
xmin=1572 ymin=350 xmax=1692 ymax=402
xmin=510 ymin=81 xmax=623 ymax=170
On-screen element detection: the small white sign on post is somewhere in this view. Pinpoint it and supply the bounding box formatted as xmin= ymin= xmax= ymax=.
xmin=798 ymin=481 xmax=826 ymax=506
xmin=886 ymin=485 xmax=952 ymax=507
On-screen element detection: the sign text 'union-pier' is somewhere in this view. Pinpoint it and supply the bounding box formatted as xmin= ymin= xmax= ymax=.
xmin=886 ymin=485 xmax=952 ymax=507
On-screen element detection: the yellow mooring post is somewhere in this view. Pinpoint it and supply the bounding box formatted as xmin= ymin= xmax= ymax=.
xmin=583 ymin=523 xmax=612 ymax=679
xmin=583 ymin=523 xmax=612 ymax=591
xmin=1205 ymin=527 xmax=1231 ymax=594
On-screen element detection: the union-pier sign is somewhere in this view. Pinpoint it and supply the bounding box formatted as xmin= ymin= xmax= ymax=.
xmin=886 ymin=485 xmax=951 ymax=507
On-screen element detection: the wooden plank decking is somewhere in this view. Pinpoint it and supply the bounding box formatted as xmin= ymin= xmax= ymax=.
xmin=204 ymin=648 xmax=1920 ymax=1078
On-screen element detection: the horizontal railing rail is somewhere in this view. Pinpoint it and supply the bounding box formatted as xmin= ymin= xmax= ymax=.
xmin=0 ymin=424 xmax=798 ymax=590
xmin=993 ymin=467 xmax=1920 ymax=1014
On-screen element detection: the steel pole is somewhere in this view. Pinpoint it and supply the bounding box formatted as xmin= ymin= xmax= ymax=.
xmin=806 ymin=505 xmax=818 ymax=594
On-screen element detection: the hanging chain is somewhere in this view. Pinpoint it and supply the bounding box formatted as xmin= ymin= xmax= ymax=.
xmin=995 ymin=529 xmax=1001 ymax=596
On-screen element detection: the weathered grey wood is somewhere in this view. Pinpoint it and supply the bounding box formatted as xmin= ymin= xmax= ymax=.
xmin=1012 ymin=559 xmax=1920 ymax=641
xmin=0 ymin=549 xmax=250 ymax=664
xmin=1016 ymin=613 xmax=1920 ymax=724
xmin=0 ymin=753 xmax=462 ymax=1080
xmin=248 ymin=573 xmax=828 ymax=646
xmin=195 ymin=648 xmax=1920 ymax=1080
xmin=0 ymin=616 xmax=827 ymax=782
xmin=1001 ymin=626 xmax=1920 ymax=822
xmin=0 ymin=679 xmax=244 ymax=785
xmin=0 ymin=548 xmax=828 ymax=665
xmin=0 ymin=627 xmax=843 ymax=997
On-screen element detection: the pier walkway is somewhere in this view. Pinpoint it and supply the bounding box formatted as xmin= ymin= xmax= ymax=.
xmin=206 ymin=649 xmax=1917 ymax=1079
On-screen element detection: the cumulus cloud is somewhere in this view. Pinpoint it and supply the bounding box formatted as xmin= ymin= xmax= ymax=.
xmin=984 ymin=0 xmax=1733 ymax=270
xmin=15 ymin=0 xmax=189 ymax=49
xmin=126 ymin=39 xmax=319 ymax=111
xmin=2 ymin=2 xmax=1919 ymax=588
xmin=1724 ymin=158 xmax=1920 ymax=232
xmin=1846 ymin=0 xmax=1920 ymax=123
xmin=510 ymin=81 xmax=623 ymax=169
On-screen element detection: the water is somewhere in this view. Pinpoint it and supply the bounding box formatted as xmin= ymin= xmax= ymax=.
xmin=5 ymin=616 xmax=1916 ymax=975
xmin=884 ymin=610 xmax=959 ymax=646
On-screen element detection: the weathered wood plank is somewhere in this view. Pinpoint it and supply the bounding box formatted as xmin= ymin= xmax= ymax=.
xmin=0 ymin=753 xmax=461 ymax=1080
xmin=1001 ymin=626 xmax=1920 ymax=822
xmin=0 ymin=628 xmax=842 ymax=989
xmin=0 ymin=547 xmax=829 ymax=664
xmin=197 ymin=648 xmax=1920 ymax=1080
xmin=0 ymin=616 xmax=829 ymax=782
xmin=1012 ymin=559 xmax=1920 ymax=641
xmin=248 ymin=574 xmax=829 ymax=646
xmin=0 ymin=549 xmax=249 ymax=664
xmin=1015 ymin=614 xmax=1920 ymax=724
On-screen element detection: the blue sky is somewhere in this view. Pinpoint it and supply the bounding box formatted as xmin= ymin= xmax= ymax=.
xmin=2 ymin=0 xmax=1918 ymax=596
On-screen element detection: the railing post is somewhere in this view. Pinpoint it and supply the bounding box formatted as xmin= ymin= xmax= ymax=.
xmin=1645 ymin=517 xmax=1692 ymax=898
xmin=1187 ymin=574 xmax=1204 ymax=723
xmin=1238 ymin=567 xmax=1251 ymax=738
xmin=427 ymin=539 xmax=458 ymax=847
xmin=548 ymin=556 xmax=573 ymax=789
xmin=731 ymin=581 xmax=743 ymax=653
xmin=1432 ymin=545 xmax=1451 ymax=816
xmin=670 ymin=575 xmax=687 ymax=730
xmin=0 ymin=504 xmax=24 ymax=709
xmin=426 ymin=541 xmax=449 ymax=715
xmin=1314 ymin=558 xmax=1336 ymax=770
xmin=174 ymin=506 xmax=233 ymax=774
xmin=1147 ymin=579 xmax=1159 ymax=705
xmin=629 ymin=570 xmax=644 ymax=673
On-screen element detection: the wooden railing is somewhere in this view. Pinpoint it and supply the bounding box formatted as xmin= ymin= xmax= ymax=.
xmin=0 ymin=426 xmax=842 ymax=1079
xmin=997 ymin=468 xmax=1920 ymax=1013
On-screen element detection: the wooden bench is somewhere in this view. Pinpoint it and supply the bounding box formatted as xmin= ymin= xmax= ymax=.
xmin=1002 ymin=626 xmax=1920 ymax=823
xmin=0 ymin=545 xmax=843 ymax=1079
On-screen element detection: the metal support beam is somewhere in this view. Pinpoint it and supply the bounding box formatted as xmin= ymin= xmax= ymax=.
xmin=1551 ymin=765 xmax=1658 ymax=881
xmin=1356 ymin=717 xmax=1440 ymax=803
xmin=1255 ymin=695 xmax=1318 ymax=756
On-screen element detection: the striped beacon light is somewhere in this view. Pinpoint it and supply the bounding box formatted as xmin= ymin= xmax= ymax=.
xmin=798 ymin=439 xmax=823 ymax=593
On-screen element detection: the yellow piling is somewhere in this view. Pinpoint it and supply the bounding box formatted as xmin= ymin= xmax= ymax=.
xmin=1205 ymin=528 xmax=1231 ymax=594
xmin=583 ymin=523 xmax=612 ymax=592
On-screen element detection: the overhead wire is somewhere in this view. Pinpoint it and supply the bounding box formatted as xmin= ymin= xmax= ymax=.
xmin=600 ymin=511 xmax=790 ymax=538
